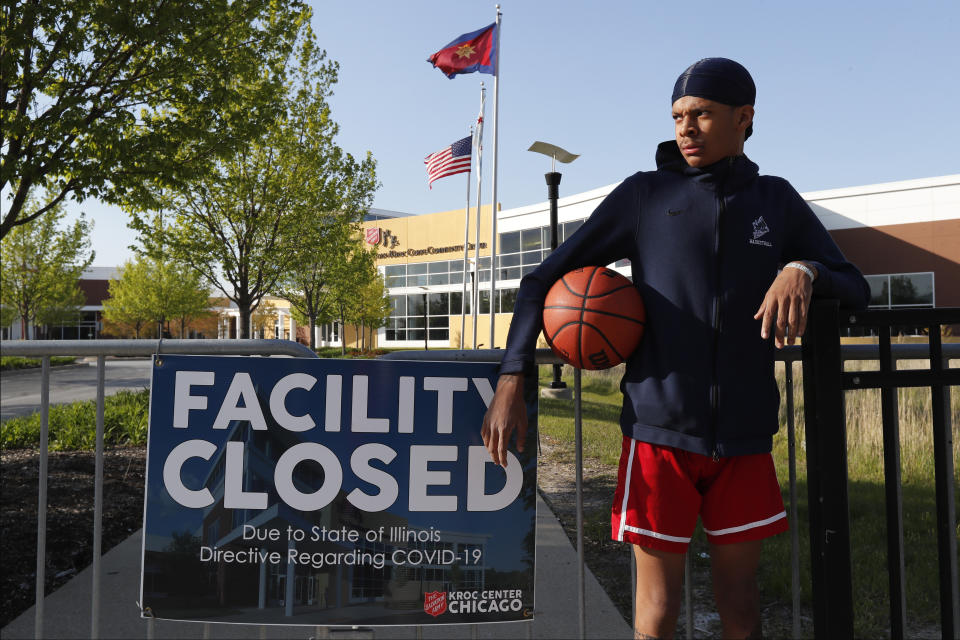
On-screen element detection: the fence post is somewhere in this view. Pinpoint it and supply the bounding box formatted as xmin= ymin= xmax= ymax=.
xmin=800 ymin=299 xmax=854 ymax=637
xmin=929 ymin=328 xmax=959 ymax=639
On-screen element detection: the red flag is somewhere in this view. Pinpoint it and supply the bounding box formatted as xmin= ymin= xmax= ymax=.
xmin=427 ymin=23 xmax=497 ymax=79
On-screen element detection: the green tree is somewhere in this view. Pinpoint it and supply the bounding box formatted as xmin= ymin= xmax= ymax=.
xmin=250 ymin=302 xmax=279 ymax=339
xmin=102 ymin=254 xmax=210 ymax=338
xmin=354 ymin=272 xmax=391 ymax=350
xmin=273 ymin=50 xmax=378 ymax=349
xmin=327 ymin=242 xmax=377 ymax=355
xmin=1 ymin=0 xmax=309 ymax=238
xmin=101 ymin=259 xmax=152 ymax=338
xmin=134 ymin=29 xmax=376 ymax=339
xmin=279 ymin=218 xmax=373 ymax=350
xmin=0 ymin=197 xmax=93 ymax=338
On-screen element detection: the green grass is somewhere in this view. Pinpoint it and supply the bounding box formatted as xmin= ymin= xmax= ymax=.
xmin=0 ymin=356 xmax=78 ymax=370
xmin=0 ymin=388 xmax=150 ymax=450
xmin=537 ymin=361 xmax=958 ymax=638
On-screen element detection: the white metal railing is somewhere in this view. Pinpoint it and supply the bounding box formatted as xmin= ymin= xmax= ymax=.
xmin=1 ymin=339 xmax=317 ymax=640
xmin=4 ymin=339 xmax=956 ymax=639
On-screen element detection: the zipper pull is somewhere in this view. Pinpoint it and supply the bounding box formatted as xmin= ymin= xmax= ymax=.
xmin=712 ymin=449 xmax=720 ymax=462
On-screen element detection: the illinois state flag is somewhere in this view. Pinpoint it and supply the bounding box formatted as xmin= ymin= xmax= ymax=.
xmin=427 ymin=22 xmax=497 ymax=79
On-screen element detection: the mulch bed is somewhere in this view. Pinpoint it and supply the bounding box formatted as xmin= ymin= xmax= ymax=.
xmin=0 ymin=446 xmax=146 ymax=629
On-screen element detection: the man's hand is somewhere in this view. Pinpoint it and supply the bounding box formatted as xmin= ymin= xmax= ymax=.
xmin=754 ymin=262 xmax=817 ymax=348
xmin=480 ymin=373 xmax=527 ymax=468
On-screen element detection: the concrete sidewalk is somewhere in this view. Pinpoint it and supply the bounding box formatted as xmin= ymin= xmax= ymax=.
xmin=2 ymin=493 xmax=632 ymax=639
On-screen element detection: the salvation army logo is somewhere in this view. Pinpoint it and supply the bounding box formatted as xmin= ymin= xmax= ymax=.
xmin=365 ymin=227 xmax=381 ymax=245
xmin=424 ymin=591 xmax=447 ymax=617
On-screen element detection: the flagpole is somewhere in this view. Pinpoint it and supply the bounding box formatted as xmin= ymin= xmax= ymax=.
xmin=488 ymin=5 xmax=502 ymax=349
xmin=472 ymin=84 xmax=485 ymax=349
xmin=460 ymin=125 xmax=474 ymax=349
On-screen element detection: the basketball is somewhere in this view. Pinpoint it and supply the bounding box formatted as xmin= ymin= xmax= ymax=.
xmin=542 ymin=266 xmax=646 ymax=370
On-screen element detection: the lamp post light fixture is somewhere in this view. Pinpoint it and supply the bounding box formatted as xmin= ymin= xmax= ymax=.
xmin=528 ymin=141 xmax=579 ymax=396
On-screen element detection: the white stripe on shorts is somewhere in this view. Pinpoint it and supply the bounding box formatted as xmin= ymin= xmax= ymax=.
xmin=623 ymin=524 xmax=692 ymax=544
xmin=703 ymin=510 xmax=787 ymax=536
xmin=616 ymin=438 xmax=637 ymax=541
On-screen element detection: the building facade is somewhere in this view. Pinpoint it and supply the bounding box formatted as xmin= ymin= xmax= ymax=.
xmin=361 ymin=174 xmax=959 ymax=349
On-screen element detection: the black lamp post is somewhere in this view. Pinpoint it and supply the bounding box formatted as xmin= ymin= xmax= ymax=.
xmin=528 ymin=142 xmax=580 ymax=391
xmin=545 ymin=171 xmax=565 ymax=389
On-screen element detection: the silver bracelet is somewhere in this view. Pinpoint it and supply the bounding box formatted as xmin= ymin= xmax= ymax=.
xmin=784 ymin=261 xmax=815 ymax=282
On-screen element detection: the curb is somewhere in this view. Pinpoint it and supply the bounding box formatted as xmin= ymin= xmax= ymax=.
xmin=0 ymin=362 xmax=91 ymax=377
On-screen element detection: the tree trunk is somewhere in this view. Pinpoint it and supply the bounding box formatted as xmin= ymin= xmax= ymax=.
xmin=239 ymin=306 xmax=252 ymax=339
xmin=308 ymin=314 xmax=317 ymax=350
xmin=338 ymin=304 xmax=346 ymax=355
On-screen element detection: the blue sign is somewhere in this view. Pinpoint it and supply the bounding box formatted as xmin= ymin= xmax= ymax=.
xmin=139 ymin=355 xmax=537 ymax=626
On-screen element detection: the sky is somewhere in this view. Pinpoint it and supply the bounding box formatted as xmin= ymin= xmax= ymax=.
xmin=62 ymin=0 xmax=960 ymax=267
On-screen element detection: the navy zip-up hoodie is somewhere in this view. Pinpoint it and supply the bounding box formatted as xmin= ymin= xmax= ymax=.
xmin=499 ymin=141 xmax=870 ymax=457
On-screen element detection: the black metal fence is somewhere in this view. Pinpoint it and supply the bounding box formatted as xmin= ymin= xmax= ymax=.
xmin=801 ymin=301 xmax=959 ymax=640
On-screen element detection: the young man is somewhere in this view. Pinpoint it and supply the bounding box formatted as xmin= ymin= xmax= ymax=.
xmin=481 ymin=58 xmax=870 ymax=639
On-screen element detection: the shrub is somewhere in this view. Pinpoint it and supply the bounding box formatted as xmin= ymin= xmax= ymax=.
xmin=0 ymin=388 xmax=150 ymax=450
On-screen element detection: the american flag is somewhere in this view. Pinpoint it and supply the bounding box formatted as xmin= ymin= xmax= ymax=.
xmin=424 ymin=136 xmax=472 ymax=188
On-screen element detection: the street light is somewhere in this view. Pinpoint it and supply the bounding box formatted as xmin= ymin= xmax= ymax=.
xmin=528 ymin=141 xmax=580 ymax=395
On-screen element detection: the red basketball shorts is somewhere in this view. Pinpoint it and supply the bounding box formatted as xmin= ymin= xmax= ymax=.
xmin=611 ymin=437 xmax=788 ymax=553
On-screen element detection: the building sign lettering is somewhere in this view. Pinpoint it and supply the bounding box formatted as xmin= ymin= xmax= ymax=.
xmin=140 ymin=356 xmax=536 ymax=627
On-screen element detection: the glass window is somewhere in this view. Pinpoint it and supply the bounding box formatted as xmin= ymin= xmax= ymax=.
xmin=865 ymin=273 xmax=934 ymax=308
xmin=479 ymin=290 xmax=490 ymax=314
xmin=407 ymin=294 xmax=425 ymax=316
xmin=449 ymin=272 xmax=463 ymax=284
xmin=500 ymin=288 xmax=518 ymax=313
xmin=428 ymin=292 xmax=448 ymax=316
xmin=562 ymin=219 xmax=584 ymax=241
xmin=501 ymin=266 xmax=522 ymax=281
xmin=499 ymin=253 xmax=521 ymax=267
xmin=542 ymin=226 xmax=556 ymax=250
xmin=521 ymin=228 xmax=542 ymax=251
xmin=478 ymin=270 xmax=490 ymax=282
xmin=408 ymin=329 xmax=425 ymax=341
xmin=390 ymin=296 xmax=406 ymax=316
xmin=407 ymin=263 xmax=428 ymax=275
xmin=522 ymin=250 xmax=541 ymax=266
xmin=394 ymin=318 xmax=406 ymax=330
xmin=407 ymin=316 xmax=424 ymax=329
xmin=449 ymin=260 xmax=464 ymax=273
xmin=429 ymin=261 xmax=448 ymax=274
xmin=450 ymin=291 xmax=466 ymax=315
xmin=890 ymin=274 xmax=933 ymax=306
xmin=428 ymin=315 xmax=449 ymax=328
xmin=385 ymin=265 xmax=406 ymax=287
xmin=500 ymin=231 xmax=521 ymax=254
xmin=429 ymin=329 xmax=449 ymax=341
xmin=478 ymin=256 xmax=491 ymax=269
xmin=522 ymin=265 xmax=536 ymax=277
xmin=428 ymin=273 xmax=449 ymax=285
xmin=408 ymin=274 xmax=427 ymax=286
xmin=866 ymin=275 xmax=888 ymax=307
